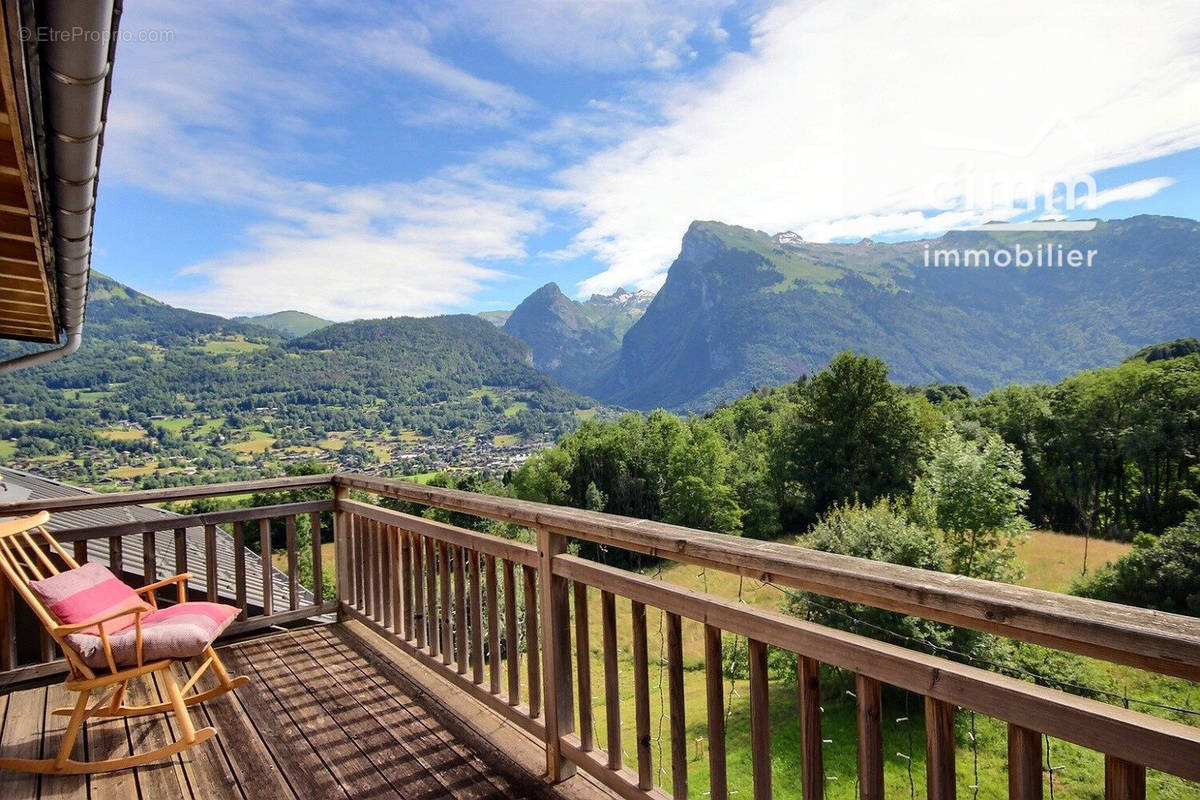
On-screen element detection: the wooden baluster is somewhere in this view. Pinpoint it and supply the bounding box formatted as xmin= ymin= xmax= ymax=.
xmin=363 ymin=518 xmax=376 ymax=619
xmin=798 ymin=656 xmax=824 ymax=800
xmin=285 ymin=516 xmax=298 ymax=611
xmin=926 ymin=697 xmax=957 ymax=800
xmin=353 ymin=515 xmax=365 ymax=610
xmin=504 ymin=559 xmax=520 ymax=705
xmin=667 ymin=612 xmax=687 ymax=800
xmin=108 ymin=536 xmax=123 ymax=579
xmin=426 ymin=537 xmax=439 ymax=658
xmin=455 ymin=544 xmax=468 ymax=675
xmin=1007 ymin=724 xmax=1043 ymax=800
xmin=486 ymin=554 xmax=501 ymax=694
xmin=259 ymin=519 xmax=273 ymax=617
xmin=573 ymin=581 xmax=593 ymax=752
xmin=400 ymin=529 xmax=413 ymax=640
xmin=174 ymin=527 xmax=188 ymax=599
xmin=856 ymin=675 xmax=884 ymax=800
xmin=523 ymin=564 xmax=541 ymax=718
xmin=469 ymin=549 xmax=484 ymax=684
xmin=1104 ymin=755 xmax=1145 ymax=800
xmin=0 ymin=574 xmax=13 ymax=672
xmin=204 ymin=524 xmax=218 ymax=602
xmin=73 ymin=540 xmax=87 ymax=564
xmin=381 ymin=522 xmax=394 ymax=629
xmin=749 ymin=639 xmax=771 ymax=800
xmin=538 ymin=528 xmax=576 ymax=782
xmin=142 ymin=531 xmax=157 ymax=601
xmin=332 ymin=484 xmax=349 ymax=615
xmin=233 ymin=521 xmax=247 ymax=620
xmin=601 ymin=590 xmax=622 ymax=770
xmin=390 ymin=527 xmax=402 ymax=634
xmin=631 ymin=600 xmax=652 ymax=790
xmin=439 ymin=541 xmax=452 ymax=665
xmin=705 ymin=625 xmax=727 ymax=800
xmin=413 ymin=533 xmax=426 ymax=649
xmin=309 ymin=511 xmax=323 ymax=604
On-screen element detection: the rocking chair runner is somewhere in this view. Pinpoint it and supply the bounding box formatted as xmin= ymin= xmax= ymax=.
xmin=0 ymin=511 xmax=249 ymax=774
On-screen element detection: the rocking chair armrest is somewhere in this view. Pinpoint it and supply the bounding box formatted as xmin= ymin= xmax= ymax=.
xmin=56 ymin=604 xmax=148 ymax=634
xmin=136 ymin=573 xmax=193 ymax=605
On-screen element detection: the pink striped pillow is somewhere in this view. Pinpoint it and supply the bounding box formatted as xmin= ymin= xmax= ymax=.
xmin=29 ymin=561 xmax=150 ymax=635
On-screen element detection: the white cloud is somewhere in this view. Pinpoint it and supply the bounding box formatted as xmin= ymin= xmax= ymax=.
xmin=415 ymin=0 xmax=740 ymax=72
xmin=158 ymin=176 xmax=543 ymax=320
xmin=103 ymin=1 xmax=543 ymax=319
xmin=561 ymin=0 xmax=1200 ymax=294
xmin=1089 ymin=177 xmax=1176 ymax=209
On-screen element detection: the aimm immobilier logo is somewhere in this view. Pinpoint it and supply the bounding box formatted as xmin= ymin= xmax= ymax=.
xmin=924 ymin=242 xmax=1098 ymax=268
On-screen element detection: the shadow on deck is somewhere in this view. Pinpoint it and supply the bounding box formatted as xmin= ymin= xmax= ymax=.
xmin=0 ymin=623 xmax=614 ymax=800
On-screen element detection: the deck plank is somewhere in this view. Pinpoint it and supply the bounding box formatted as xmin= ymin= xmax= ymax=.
xmin=37 ymin=683 xmax=87 ymax=800
xmin=0 ymin=686 xmax=41 ymax=799
xmin=261 ymin=632 xmax=476 ymax=799
xmin=220 ymin=642 xmax=351 ymax=800
xmin=0 ymin=625 xmax=608 ymax=800
xmin=286 ymin=627 xmax=512 ymax=799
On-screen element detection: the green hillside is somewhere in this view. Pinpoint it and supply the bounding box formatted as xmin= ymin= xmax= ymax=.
xmin=0 ymin=276 xmax=598 ymax=490
xmin=232 ymin=310 xmax=333 ymax=338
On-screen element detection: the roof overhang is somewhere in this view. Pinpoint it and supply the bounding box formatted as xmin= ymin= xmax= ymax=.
xmin=0 ymin=0 xmax=121 ymax=368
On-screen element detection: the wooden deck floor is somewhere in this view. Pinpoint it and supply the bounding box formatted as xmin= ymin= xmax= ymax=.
xmin=0 ymin=625 xmax=595 ymax=800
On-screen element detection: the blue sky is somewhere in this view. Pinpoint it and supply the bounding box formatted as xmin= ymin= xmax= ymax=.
xmin=93 ymin=0 xmax=1200 ymax=321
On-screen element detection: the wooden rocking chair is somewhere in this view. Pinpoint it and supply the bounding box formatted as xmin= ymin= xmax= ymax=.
xmin=0 ymin=511 xmax=249 ymax=774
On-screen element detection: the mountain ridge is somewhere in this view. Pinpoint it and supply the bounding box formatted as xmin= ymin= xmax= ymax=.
xmin=593 ymin=215 xmax=1200 ymax=411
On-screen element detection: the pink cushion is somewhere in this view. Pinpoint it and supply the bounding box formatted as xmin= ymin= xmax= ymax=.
xmin=64 ymin=601 xmax=240 ymax=670
xmin=29 ymin=561 xmax=150 ymax=635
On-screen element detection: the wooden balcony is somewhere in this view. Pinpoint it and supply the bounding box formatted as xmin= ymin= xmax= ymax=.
xmin=0 ymin=473 xmax=1197 ymax=800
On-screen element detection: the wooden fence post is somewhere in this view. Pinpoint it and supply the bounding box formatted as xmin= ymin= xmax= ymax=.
xmin=333 ymin=482 xmax=350 ymax=620
xmin=538 ymin=526 xmax=576 ymax=782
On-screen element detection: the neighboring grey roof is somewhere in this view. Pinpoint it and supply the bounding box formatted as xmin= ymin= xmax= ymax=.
xmin=0 ymin=466 xmax=314 ymax=611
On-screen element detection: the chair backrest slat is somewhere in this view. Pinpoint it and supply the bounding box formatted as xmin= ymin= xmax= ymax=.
xmin=0 ymin=511 xmax=96 ymax=678
xmin=21 ymin=530 xmax=59 ymax=577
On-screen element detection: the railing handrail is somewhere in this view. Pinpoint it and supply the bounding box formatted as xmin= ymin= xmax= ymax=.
xmin=332 ymin=472 xmax=1200 ymax=682
xmin=0 ymin=473 xmax=335 ymax=515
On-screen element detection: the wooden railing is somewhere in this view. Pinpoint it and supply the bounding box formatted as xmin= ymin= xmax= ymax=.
xmin=0 ymin=474 xmax=338 ymax=686
xmin=0 ymin=471 xmax=1197 ymax=799
xmin=333 ymin=473 xmax=1200 ymax=800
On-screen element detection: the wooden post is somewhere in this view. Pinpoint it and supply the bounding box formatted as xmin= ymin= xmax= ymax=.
xmin=749 ymin=638 xmax=771 ymax=800
xmin=704 ymin=625 xmax=727 ymax=800
xmin=285 ymin=516 xmax=298 ymax=611
xmin=856 ymin=674 xmax=884 ymax=800
xmin=174 ymin=527 xmax=189 ymax=597
xmin=233 ymin=521 xmax=247 ymax=620
xmin=259 ymin=519 xmax=273 ymax=617
xmin=631 ymin=600 xmax=652 ymax=790
xmin=797 ymin=656 xmax=824 ymax=800
xmin=667 ymin=612 xmax=687 ymax=800
xmin=309 ymin=511 xmax=323 ymax=605
xmin=486 ymin=554 xmax=501 ymax=695
xmin=1007 ymin=724 xmax=1043 ymax=800
xmin=925 ymin=697 xmax=957 ymax=800
xmin=538 ymin=527 xmax=576 ymax=782
xmin=1104 ymin=755 xmax=1146 ymax=800
xmin=602 ymin=589 xmax=622 ymax=770
xmin=504 ymin=559 xmax=520 ymax=705
xmin=333 ymin=484 xmax=350 ymax=619
xmin=573 ymin=580 xmax=593 ymax=752
xmin=204 ymin=524 xmax=218 ymax=602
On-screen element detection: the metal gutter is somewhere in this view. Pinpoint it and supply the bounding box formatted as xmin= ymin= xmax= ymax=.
xmin=0 ymin=0 xmax=121 ymax=374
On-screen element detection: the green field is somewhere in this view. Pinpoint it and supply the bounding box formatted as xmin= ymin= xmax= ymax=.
xmin=97 ymin=427 xmax=146 ymax=441
xmin=0 ymin=440 xmax=15 ymax=460
xmin=226 ymin=431 xmax=276 ymax=453
xmin=199 ymin=337 xmax=268 ymax=355
xmin=492 ymin=433 xmax=520 ymax=447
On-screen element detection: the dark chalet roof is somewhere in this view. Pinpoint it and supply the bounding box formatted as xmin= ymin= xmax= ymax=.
xmin=0 ymin=466 xmax=312 ymax=611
